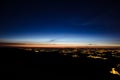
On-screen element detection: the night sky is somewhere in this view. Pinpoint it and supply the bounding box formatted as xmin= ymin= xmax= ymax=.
xmin=0 ymin=0 xmax=120 ymax=47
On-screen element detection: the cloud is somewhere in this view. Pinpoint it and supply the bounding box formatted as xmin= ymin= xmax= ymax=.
xmin=48 ymin=39 xmax=56 ymax=42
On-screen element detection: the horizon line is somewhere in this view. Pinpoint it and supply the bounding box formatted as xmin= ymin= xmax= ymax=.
xmin=0 ymin=42 xmax=120 ymax=48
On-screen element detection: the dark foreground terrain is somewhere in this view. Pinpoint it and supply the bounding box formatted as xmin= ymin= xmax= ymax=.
xmin=0 ymin=47 xmax=120 ymax=80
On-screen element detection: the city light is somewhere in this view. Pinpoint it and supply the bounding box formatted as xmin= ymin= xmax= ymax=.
xmin=110 ymin=68 xmax=120 ymax=75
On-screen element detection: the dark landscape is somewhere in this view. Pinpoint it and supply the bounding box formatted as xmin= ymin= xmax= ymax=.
xmin=0 ymin=47 xmax=120 ymax=79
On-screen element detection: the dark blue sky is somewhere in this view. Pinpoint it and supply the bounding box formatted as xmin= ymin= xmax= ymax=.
xmin=0 ymin=0 xmax=120 ymax=46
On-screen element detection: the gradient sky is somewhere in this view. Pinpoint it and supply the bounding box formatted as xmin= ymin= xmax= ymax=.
xmin=0 ymin=0 xmax=120 ymax=47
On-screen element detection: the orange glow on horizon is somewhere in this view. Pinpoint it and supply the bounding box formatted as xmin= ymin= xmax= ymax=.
xmin=1 ymin=43 xmax=120 ymax=48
